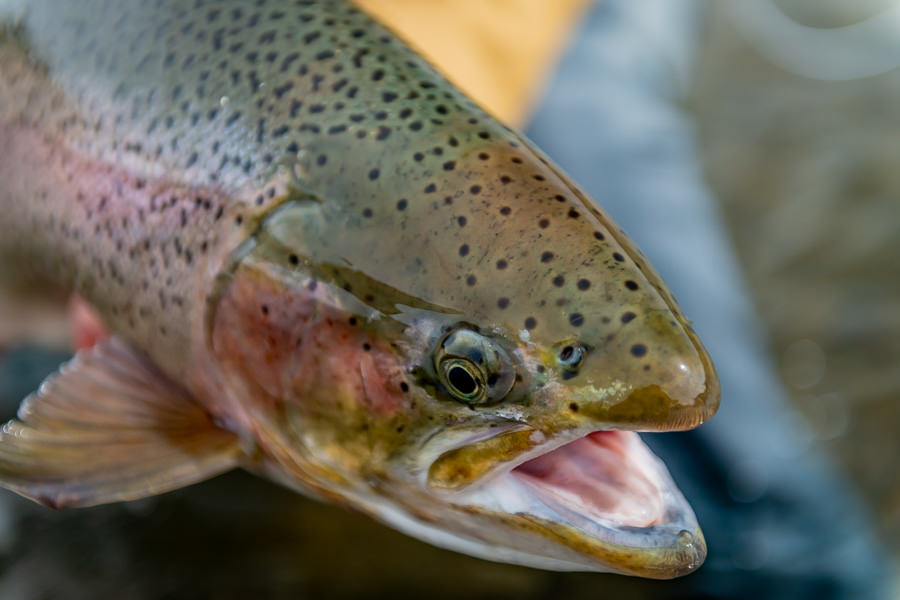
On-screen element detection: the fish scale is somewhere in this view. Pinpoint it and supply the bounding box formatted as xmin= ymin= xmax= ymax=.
xmin=3 ymin=0 xmax=666 ymax=357
xmin=0 ymin=0 xmax=719 ymax=577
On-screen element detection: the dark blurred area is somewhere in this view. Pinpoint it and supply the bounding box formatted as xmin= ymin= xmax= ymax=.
xmin=0 ymin=1 xmax=897 ymax=598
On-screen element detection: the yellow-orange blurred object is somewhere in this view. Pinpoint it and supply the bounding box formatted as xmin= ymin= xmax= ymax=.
xmin=355 ymin=0 xmax=592 ymax=127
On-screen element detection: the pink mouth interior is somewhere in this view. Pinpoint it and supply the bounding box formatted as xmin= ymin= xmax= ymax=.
xmin=511 ymin=431 xmax=665 ymax=528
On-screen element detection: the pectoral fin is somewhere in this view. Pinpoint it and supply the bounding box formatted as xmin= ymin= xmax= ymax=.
xmin=0 ymin=338 xmax=242 ymax=508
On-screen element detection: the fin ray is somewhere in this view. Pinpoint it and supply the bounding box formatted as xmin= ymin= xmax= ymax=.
xmin=0 ymin=338 xmax=241 ymax=508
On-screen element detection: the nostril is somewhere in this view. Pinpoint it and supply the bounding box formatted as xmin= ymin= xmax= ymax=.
xmin=558 ymin=343 xmax=586 ymax=371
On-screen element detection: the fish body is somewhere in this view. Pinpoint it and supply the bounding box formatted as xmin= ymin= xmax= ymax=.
xmin=0 ymin=0 xmax=719 ymax=577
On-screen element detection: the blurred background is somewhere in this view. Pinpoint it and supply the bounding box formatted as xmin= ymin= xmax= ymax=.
xmin=693 ymin=2 xmax=900 ymax=593
xmin=0 ymin=0 xmax=897 ymax=598
xmin=694 ymin=0 xmax=900 ymax=558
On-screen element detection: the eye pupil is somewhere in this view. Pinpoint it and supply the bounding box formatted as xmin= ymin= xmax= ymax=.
xmin=448 ymin=365 xmax=478 ymax=396
xmin=560 ymin=345 xmax=575 ymax=362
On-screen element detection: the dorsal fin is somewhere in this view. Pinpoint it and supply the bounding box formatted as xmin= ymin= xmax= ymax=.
xmin=0 ymin=338 xmax=242 ymax=508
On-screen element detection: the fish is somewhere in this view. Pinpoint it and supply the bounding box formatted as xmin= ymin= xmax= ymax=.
xmin=0 ymin=0 xmax=719 ymax=578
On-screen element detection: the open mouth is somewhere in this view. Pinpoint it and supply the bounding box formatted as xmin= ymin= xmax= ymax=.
xmin=511 ymin=431 xmax=667 ymax=529
xmin=424 ymin=427 xmax=704 ymax=575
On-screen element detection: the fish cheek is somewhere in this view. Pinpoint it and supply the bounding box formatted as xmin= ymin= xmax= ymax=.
xmin=209 ymin=264 xmax=413 ymax=441
xmin=209 ymin=265 xmax=314 ymax=404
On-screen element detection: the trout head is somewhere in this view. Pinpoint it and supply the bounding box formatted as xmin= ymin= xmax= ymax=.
xmin=207 ymin=140 xmax=718 ymax=579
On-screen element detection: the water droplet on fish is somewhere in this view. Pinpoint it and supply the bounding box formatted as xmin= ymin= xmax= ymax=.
xmin=676 ymin=530 xmax=694 ymax=546
xmin=292 ymin=162 xmax=310 ymax=182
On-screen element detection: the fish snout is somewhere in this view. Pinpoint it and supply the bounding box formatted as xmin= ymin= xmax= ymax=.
xmin=562 ymin=310 xmax=720 ymax=432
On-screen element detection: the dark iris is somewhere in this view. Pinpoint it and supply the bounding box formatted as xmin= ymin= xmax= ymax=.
xmin=448 ymin=365 xmax=478 ymax=396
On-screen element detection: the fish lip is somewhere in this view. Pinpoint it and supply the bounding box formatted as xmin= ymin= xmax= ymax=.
xmin=414 ymin=419 xmax=531 ymax=479
xmin=422 ymin=427 xmax=705 ymax=576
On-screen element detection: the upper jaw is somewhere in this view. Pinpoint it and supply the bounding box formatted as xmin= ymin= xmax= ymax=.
xmin=417 ymin=426 xmax=705 ymax=577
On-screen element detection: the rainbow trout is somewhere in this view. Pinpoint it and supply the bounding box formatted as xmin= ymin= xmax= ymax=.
xmin=0 ymin=0 xmax=719 ymax=578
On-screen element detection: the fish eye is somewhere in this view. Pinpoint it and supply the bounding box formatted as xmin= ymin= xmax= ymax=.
xmin=434 ymin=327 xmax=515 ymax=405
xmin=558 ymin=343 xmax=586 ymax=371
xmin=439 ymin=358 xmax=485 ymax=403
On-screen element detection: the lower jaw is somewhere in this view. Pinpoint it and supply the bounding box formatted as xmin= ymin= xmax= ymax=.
xmin=436 ymin=430 xmax=706 ymax=576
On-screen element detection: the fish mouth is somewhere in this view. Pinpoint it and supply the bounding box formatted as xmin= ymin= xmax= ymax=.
xmin=513 ymin=431 xmax=676 ymax=531
xmin=423 ymin=427 xmax=704 ymax=577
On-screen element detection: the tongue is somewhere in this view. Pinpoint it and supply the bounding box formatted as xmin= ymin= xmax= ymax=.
xmin=511 ymin=431 xmax=665 ymax=528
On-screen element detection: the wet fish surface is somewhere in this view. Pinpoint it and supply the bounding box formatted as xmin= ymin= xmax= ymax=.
xmin=0 ymin=0 xmax=719 ymax=578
